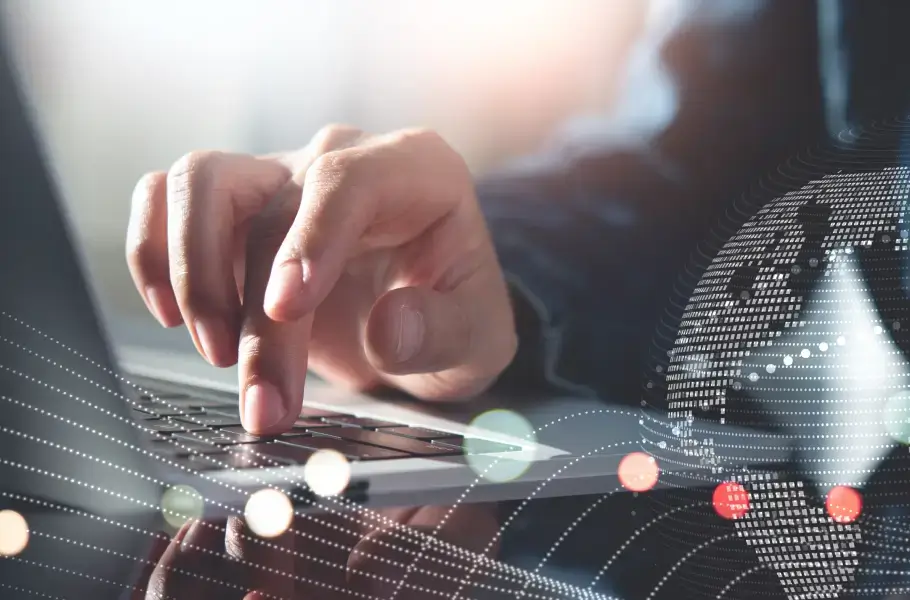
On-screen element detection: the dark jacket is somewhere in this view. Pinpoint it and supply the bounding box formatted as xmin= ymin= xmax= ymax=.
xmin=486 ymin=3 xmax=910 ymax=596
xmin=483 ymin=0 xmax=910 ymax=403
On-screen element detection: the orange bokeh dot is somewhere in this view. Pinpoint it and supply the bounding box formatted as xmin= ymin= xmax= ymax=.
xmin=713 ymin=481 xmax=750 ymax=520
xmin=618 ymin=452 xmax=659 ymax=492
xmin=826 ymin=486 xmax=862 ymax=524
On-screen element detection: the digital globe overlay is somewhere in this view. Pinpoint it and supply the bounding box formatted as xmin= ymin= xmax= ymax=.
xmin=640 ymin=117 xmax=910 ymax=600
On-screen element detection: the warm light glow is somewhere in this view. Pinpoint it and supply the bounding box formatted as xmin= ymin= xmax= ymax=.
xmin=826 ymin=486 xmax=862 ymax=524
xmin=245 ymin=489 xmax=293 ymax=538
xmin=618 ymin=452 xmax=659 ymax=492
xmin=303 ymin=449 xmax=351 ymax=497
xmin=713 ymin=482 xmax=750 ymax=520
xmin=0 ymin=510 xmax=29 ymax=556
xmin=160 ymin=485 xmax=205 ymax=530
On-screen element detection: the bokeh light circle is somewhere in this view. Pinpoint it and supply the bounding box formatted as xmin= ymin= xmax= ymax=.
xmin=713 ymin=482 xmax=750 ymax=520
xmin=245 ymin=489 xmax=294 ymax=538
xmin=303 ymin=449 xmax=351 ymax=496
xmin=465 ymin=409 xmax=536 ymax=482
xmin=826 ymin=486 xmax=862 ymax=524
xmin=0 ymin=510 xmax=29 ymax=556
xmin=618 ymin=452 xmax=659 ymax=492
xmin=160 ymin=485 xmax=204 ymax=529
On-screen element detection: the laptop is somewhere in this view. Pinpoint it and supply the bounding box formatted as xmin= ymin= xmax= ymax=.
xmin=0 ymin=27 xmax=796 ymax=600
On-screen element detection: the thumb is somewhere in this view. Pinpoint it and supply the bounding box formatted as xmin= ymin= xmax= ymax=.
xmin=365 ymin=282 xmax=516 ymax=400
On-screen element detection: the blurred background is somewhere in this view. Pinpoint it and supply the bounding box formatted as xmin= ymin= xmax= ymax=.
xmin=0 ymin=0 xmax=693 ymax=328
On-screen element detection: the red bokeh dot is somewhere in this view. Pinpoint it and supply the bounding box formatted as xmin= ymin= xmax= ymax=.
xmin=826 ymin=486 xmax=862 ymax=524
xmin=713 ymin=481 xmax=750 ymax=520
xmin=618 ymin=452 xmax=659 ymax=492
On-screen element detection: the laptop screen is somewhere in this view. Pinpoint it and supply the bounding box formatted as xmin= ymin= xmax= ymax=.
xmin=0 ymin=25 xmax=162 ymax=600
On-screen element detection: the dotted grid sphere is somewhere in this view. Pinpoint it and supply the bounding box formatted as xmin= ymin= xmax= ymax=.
xmin=640 ymin=133 xmax=910 ymax=600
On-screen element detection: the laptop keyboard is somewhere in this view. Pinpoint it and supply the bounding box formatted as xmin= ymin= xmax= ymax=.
xmin=129 ymin=382 xmax=523 ymax=471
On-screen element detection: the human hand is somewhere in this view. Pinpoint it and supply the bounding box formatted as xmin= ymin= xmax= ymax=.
xmin=136 ymin=502 xmax=500 ymax=600
xmin=126 ymin=126 xmax=517 ymax=434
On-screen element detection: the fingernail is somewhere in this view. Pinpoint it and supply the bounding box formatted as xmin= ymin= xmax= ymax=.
xmin=172 ymin=521 xmax=193 ymax=544
xmin=145 ymin=287 xmax=172 ymax=327
xmin=396 ymin=305 xmax=424 ymax=363
xmin=242 ymin=381 xmax=287 ymax=432
xmin=194 ymin=318 xmax=226 ymax=366
xmin=178 ymin=520 xmax=202 ymax=552
xmin=264 ymin=260 xmax=308 ymax=317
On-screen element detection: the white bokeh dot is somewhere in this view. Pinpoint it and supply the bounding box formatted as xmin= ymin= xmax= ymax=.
xmin=874 ymin=325 xmax=883 ymax=335
xmin=818 ymin=342 xmax=829 ymax=352
xmin=303 ymin=449 xmax=351 ymax=497
xmin=748 ymin=372 xmax=759 ymax=382
xmin=765 ymin=364 xmax=776 ymax=374
xmin=245 ymin=489 xmax=294 ymax=538
xmin=0 ymin=510 xmax=29 ymax=556
xmin=800 ymin=349 xmax=811 ymax=359
xmin=837 ymin=336 xmax=847 ymax=346
xmin=783 ymin=356 xmax=793 ymax=366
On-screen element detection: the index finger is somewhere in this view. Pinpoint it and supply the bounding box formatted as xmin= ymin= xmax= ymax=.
xmin=238 ymin=172 xmax=312 ymax=434
xmin=238 ymin=127 xmax=365 ymax=434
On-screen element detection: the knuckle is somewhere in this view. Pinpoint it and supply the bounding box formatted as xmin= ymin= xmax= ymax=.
xmin=131 ymin=171 xmax=166 ymax=206
xmin=393 ymin=127 xmax=469 ymax=179
xmin=166 ymin=150 xmax=222 ymax=206
xmin=124 ymin=236 xmax=162 ymax=279
xmin=399 ymin=126 xmax=444 ymax=146
xmin=304 ymin=149 xmax=369 ymax=207
xmin=310 ymin=123 xmax=362 ymax=154
xmin=248 ymin=198 xmax=297 ymax=256
xmin=395 ymin=127 xmax=452 ymax=157
xmin=306 ymin=149 xmax=354 ymax=186
xmin=237 ymin=333 xmax=268 ymax=371
xmin=169 ymin=261 xmax=216 ymax=315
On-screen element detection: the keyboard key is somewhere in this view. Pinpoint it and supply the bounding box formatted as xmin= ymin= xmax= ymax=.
xmin=150 ymin=438 xmax=230 ymax=456
xmin=173 ymin=414 xmax=242 ymax=428
xmin=204 ymin=407 xmax=241 ymax=418
xmin=243 ymin=442 xmax=316 ymax=465
xmin=218 ymin=426 xmax=306 ymax=444
xmin=142 ymin=419 xmax=191 ymax=434
xmin=299 ymin=408 xmax=353 ymax=419
xmin=173 ymin=430 xmax=259 ymax=446
xmin=322 ymin=416 xmax=404 ymax=429
xmin=382 ymin=426 xmax=460 ymax=441
xmin=292 ymin=418 xmax=333 ymax=429
xmin=169 ymin=452 xmax=228 ymax=472
xmin=309 ymin=427 xmax=459 ymax=457
xmin=154 ymin=393 xmax=191 ymax=400
xmin=280 ymin=435 xmax=410 ymax=461
xmin=134 ymin=405 xmax=205 ymax=418
xmin=136 ymin=392 xmax=190 ymax=402
xmin=222 ymin=447 xmax=292 ymax=469
xmin=185 ymin=399 xmax=236 ymax=409
xmin=433 ymin=438 xmax=523 ymax=454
